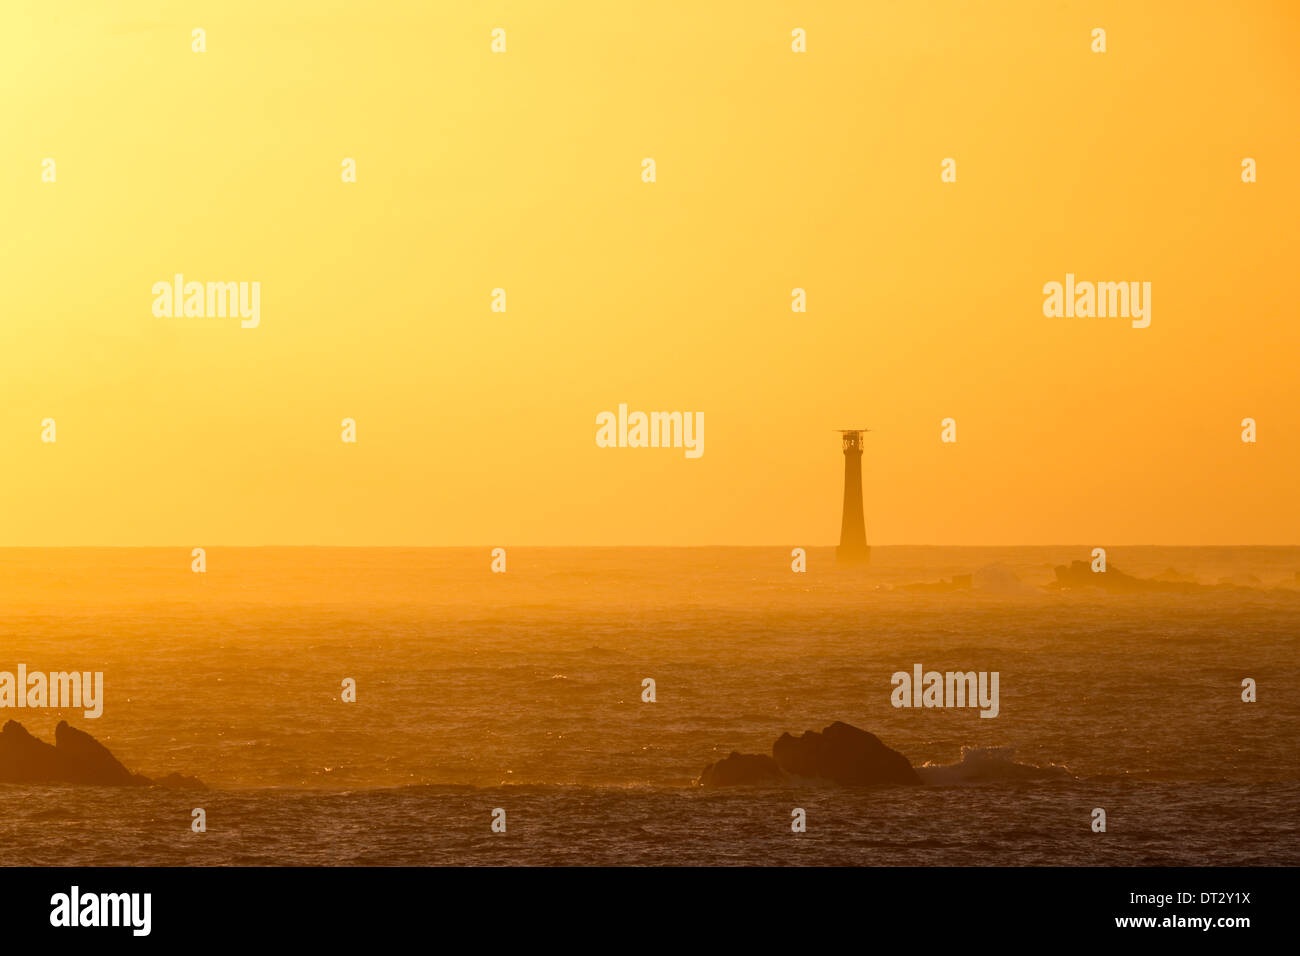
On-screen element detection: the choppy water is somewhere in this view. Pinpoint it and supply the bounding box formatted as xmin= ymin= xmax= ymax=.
xmin=2 ymin=547 xmax=1297 ymax=865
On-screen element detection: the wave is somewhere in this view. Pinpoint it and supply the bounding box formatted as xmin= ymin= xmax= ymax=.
xmin=916 ymin=746 xmax=1073 ymax=785
xmin=27 ymin=806 xmax=80 ymax=821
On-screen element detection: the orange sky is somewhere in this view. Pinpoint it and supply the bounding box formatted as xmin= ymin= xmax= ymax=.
xmin=1 ymin=1 xmax=1297 ymax=545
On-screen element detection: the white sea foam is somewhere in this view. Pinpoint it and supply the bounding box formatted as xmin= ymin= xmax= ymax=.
xmin=916 ymin=746 xmax=1072 ymax=785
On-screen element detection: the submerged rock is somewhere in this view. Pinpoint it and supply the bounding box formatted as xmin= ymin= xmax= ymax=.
xmin=152 ymin=772 xmax=207 ymax=791
xmin=900 ymin=575 xmax=972 ymax=593
xmin=0 ymin=720 xmax=205 ymax=789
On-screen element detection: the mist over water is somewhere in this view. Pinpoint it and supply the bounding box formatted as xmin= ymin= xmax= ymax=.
xmin=2 ymin=547 xmax=1297 ymax=865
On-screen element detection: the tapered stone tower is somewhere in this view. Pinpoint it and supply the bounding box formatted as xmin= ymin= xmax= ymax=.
xmin=836 ymin=429 xmax=870 ymax=563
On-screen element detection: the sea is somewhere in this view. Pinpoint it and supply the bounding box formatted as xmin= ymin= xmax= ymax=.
xmin=1 ymin=546 xmax=1297 ymax=866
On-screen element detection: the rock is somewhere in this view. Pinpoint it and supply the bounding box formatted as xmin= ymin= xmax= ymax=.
xmin=153 ymin=772 xmax=207 ymax=791
xmin=53 ymin=721 xmax=139 ymax=785
xmin=697 ymin=722 xmax=920 ymax=787
xmin=1052 ymin=560 xmax=1148 ymax=592
xmin=698 ymin=751 xmax=785 ymax=787
xmin=773 ymin=721 xmax=920 ymax=786
xmin=0 ymin=720 xmax=203 ymax=788
xmin=0 ymin=720 xmax=65 ymax=783
xmin=1052 ymin=560 xmax=1269 ymax=593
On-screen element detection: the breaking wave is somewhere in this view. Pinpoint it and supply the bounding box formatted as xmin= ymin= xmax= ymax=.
xmin=916 ymin=746 xmax=1072 ymax=785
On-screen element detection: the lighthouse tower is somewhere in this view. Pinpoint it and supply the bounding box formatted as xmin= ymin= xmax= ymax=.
xmin=836 ymin=429 xmax=870 ymax=564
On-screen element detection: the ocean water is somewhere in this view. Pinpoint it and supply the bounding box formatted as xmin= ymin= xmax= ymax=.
xmin=1 ymin=546 xmax=1297 ymax=866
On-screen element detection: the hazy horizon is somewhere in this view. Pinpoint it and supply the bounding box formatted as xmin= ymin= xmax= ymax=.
xmin=2 ymin=542 xmax=1299 ymax=548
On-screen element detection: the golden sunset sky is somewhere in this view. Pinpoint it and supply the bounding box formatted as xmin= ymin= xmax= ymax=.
xmin=1 ymin=1 xmax=1297 ymax=545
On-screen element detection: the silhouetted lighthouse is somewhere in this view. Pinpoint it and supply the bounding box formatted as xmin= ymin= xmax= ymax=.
xmin=836 ymin=429 xmax=870 ymax=563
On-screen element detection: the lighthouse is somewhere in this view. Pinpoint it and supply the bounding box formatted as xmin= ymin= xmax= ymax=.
xmin=836 ymin=429 xmax=870 ymax=563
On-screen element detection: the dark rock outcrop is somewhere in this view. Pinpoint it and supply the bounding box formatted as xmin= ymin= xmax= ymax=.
xmin=0 ymin=720 xmax=205 ymax=789
xmin=52 ymin=721 xmax=137 ymax=785
xmin=698 ymin=751 xmax=785 ymax=787
xmin=697 ymin=721 xmax=919 ymax=787
xmin=773 ymin=721 xmax=920 ymax=785
xmin=1052 ymin=560 xmax=1149 ymax=592
xmin=1051 ymin=560 xmax=1222 ymax=593
xmin=0 ymin=721 xmax=65 ymax=782
xmin=1052 ymin=560 xmax=1276 ymax=593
